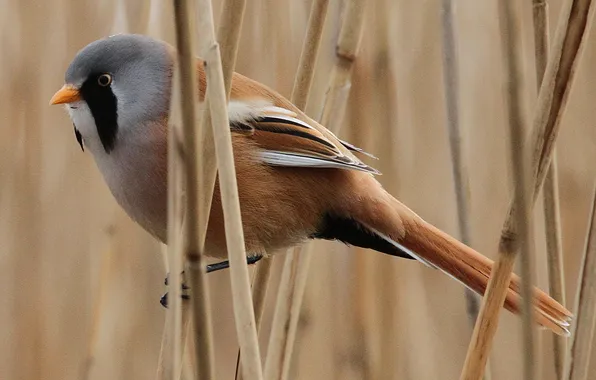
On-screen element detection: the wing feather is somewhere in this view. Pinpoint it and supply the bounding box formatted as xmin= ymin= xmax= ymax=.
xmin=228 ymin=100 xmax=380 ymax=174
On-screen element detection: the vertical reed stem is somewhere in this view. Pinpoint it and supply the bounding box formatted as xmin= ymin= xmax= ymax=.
xmin=463 ymin=1 xmax=537 ymax=378
xmin=498 ymin=2 xmax=537 ymax=378
xmin=172 ymin=1 xmax=216 ymax=378
xmin=531 ymin=1 xmax=567 ymax=378
xmin=265 ymin=1 xmax=367 ymax=379
xmin=565 ymin=185 xmax=596 ymax=380
xmin=440 ymin=0 xmax=483 ymax=331
xmin=261 ymin=2 xmax=331 ymax=379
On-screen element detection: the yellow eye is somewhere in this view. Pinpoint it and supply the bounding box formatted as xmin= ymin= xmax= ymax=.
xmin=97 ymin=74 xmax=112 ymax=87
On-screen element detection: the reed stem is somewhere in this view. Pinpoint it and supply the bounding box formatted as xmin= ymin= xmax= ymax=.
xmin=531 ymin=1 xmax=567 ymax=378
xmin=565 ymin=185 xmax=596 ymax=380
xmin=266 ymin=1 xmax=367 ymax=378
xmin=172 ymin=1 xmax=216 ymax=378
xmin=460 ymin=1 xmax=596 ymax=378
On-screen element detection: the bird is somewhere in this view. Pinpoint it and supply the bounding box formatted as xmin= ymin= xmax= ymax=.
xmin=50 ymin=34 xmax=572 ymax=335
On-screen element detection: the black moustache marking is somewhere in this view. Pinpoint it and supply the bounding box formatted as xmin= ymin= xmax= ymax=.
xmin=79 ymin=74 xmax=118 ymax=153
xmin=73 ymin=123 xmax=84 ymax=152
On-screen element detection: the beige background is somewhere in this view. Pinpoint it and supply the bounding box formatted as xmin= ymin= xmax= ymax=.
xmin=1 ymin=0 xmax=594 ymax=379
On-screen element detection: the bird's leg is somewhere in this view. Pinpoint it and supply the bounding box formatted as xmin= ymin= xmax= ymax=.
xmin=160 ymin=254 xmax=263 ymax=308
xmin=206 ymin=254 xmax=263 ymax=273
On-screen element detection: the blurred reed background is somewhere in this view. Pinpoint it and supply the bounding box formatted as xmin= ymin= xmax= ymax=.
xmin=1 ymin=0 xmax=596 ymax=379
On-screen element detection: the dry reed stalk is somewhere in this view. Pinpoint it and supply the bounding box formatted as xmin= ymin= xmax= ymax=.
xmin=237 ymin=1 xmax=330 ymax=375
xmin=262 ymin=1 xmax=366 ymax=379
xmin=196 ymin=0 xmax=247 ymax=250
xmin=156 ymin=65 xmax=193 ymax=380
xmin=234 ymin=258 xmax=273 ymax=380
xmin=440 ymin=0 xmax=484 ymax=331
xmin=263 ymin=252 xmax=299 ymax=380
xmin=80 ymin=243 xmax=114 ymax=380
xmin=245 ymin=2 xmax=328 ymax=379
xmin=231 ymin=2 xmax=325 ymax=380
xmin=156 ymin=305 xmax=193 ymax=380
xmin=564 ymin=185 xmax=596 ymax=380
xmin=364 ymin=3 xmax=396 ymax=378
xmin=461 ymin=1 xmax=596 ymax=379
xmin=465 ymin=2 xmax=538 ymax=380
xmin=196 ymin=0 xmax=264 ymax=378
xmin=172 ymin=1 xmax=216 ymax=379
xmin=531 ymin=1 xmax=567 ymax=378
xmin=544 ymin=155 xmax=566 ymax=377
xmin=498 ymin=2 xmax=537 ymax=379
xmin=291 ymin=0 xmax=330 ymax=110
xmin=192 ymin=0 xmax=250 ymax=377
xmin=192 ymin=4 xmax=249 ymax=374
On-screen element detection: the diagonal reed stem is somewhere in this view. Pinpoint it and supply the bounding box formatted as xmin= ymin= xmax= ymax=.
xmin=196 ymin=0 xmax=264 ymax=378
xmin=460 ymin=1 xmax=596 ymax=379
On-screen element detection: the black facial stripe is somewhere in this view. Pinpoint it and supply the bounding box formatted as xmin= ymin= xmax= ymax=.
xmin=79 ymin=74 xmax=118 ymax=153
xmin=73 ymin=123 xmax=84 ymax=152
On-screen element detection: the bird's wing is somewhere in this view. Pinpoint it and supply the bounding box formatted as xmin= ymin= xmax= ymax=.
xmin=196 ymin=62 xmax=378 ymax=170
xmin=227 ymin=100 xmax=379 ymax=174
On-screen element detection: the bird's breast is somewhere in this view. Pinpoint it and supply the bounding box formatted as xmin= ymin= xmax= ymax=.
xmin=92 ymin=134 xmax=169 ymax=242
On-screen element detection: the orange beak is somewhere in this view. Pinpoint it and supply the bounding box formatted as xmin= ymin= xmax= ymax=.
xmin=49 ymin=85 xmax=81 ymax=105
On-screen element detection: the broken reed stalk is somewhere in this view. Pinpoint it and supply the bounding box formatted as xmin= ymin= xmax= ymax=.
xmin=440 ymin=0 xmax=483 ymax=329
xmin=460 ymin=1 xmax=596 ymax=379
xmin=196 ymin=0 xmax=264 ymax=378
xmin=263 ymin=1 xmax=366 ymax=379
xmin=531 ymin=1 xmax=567 ymax=378
xmin=172 ymin=1 xmax=216 ymax=379
xmin=565 ymin=185 xmax=596 ymax=380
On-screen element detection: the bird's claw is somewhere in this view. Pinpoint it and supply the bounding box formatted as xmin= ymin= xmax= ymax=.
xmin=160 ymin=255 xmax=263 ymax=308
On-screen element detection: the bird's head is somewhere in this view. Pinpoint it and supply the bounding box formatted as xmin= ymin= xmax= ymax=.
xmin=50 ymin=34 xmax=173 ymax=154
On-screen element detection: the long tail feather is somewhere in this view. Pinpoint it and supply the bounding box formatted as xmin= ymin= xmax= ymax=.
xmin=400 ymin=218 xmax=572 ymax=335
xmin=351 ymin=188 xmax=573 ymax=336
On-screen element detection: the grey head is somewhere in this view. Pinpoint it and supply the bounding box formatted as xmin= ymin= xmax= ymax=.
xmin=58 ymin=34 xmax=173 ymax=153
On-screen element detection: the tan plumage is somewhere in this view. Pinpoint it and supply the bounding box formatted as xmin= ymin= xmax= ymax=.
xmin=201 ymin=62 xmax=571 ymax=335
xmin=51 ymin=34 xmax=572 ymax=336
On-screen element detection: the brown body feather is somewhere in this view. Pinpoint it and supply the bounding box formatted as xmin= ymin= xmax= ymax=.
xmin=196 ymin=62 xmax=574 ymax=334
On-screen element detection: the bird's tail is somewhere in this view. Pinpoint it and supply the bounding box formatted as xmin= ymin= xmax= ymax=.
xmin=348 ymin=187 xmax=573 ymax=336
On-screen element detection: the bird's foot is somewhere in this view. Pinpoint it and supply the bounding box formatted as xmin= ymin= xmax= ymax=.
xmin=160 ymin=271 xmax=190 ymax=308
xmin=160 ymin=255 xmax=264 ymax=308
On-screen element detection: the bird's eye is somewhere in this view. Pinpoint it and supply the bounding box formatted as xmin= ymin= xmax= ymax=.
xmin=97 ymin=74 xmax=112 ymax=87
